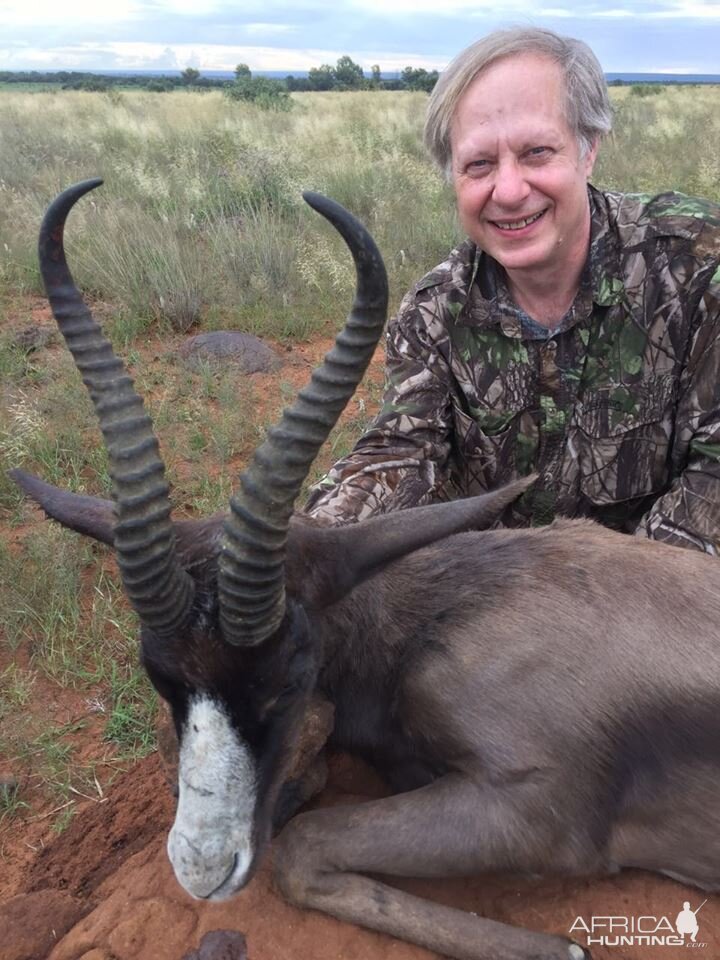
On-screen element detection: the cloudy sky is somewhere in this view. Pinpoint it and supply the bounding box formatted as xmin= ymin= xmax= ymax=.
xmin=2 ymin=0 xmax=719 ymax=74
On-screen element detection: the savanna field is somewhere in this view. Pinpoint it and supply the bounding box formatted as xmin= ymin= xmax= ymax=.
xmin=1 ymin=84 xmax=720 ymax=959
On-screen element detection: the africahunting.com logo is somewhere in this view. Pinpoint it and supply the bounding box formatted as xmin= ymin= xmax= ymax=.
xmin=570 ymin=899 xmax=709 ymax=949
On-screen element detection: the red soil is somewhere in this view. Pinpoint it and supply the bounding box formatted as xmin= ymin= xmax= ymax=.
xmin=1 ymin=748 xmax=717 ymax=960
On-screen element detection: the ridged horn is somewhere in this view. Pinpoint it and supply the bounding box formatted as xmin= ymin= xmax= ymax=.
xmin=38 ymin=179 xmax=195 ymax=636
xmin=218 ymin=193 xmax=388 ymax=646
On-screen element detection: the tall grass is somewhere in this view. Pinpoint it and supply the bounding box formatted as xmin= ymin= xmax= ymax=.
xmin=0 ymin=89 xmax=456 ymax=334
xmin=1 ymin=86 xmax=717 ymax=336
xmin=595 ymin=85 xmax=720 ymax=197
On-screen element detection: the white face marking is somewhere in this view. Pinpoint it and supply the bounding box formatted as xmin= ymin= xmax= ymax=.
xmin=167 ymin=696 xmax=257 ymax=900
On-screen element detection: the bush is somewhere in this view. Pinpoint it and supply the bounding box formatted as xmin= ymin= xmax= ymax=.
xmin=145 ymin=79 xmax=173 ymax=93
xmin=225 ymin=76 xmax=292 ymax=111
xmin=630 ymin=83 xmax=665 ymax=97
xmin=62 ymin=78 xmax=109 ymax=92
xmin=400 ymin=67 xmax=439 ymax=93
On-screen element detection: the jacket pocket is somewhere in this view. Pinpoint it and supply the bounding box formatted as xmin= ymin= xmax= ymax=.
xmin=451 ymin=403 xmax=531 ymax=492
xmin=574 ymin=375 xmax=675 ymax=504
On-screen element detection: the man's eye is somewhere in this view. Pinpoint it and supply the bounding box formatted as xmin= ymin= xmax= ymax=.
xmin=527 ymin=146 xmax=550 ymax=158
xmin=466 ymin=159 xmax=490 ymax=174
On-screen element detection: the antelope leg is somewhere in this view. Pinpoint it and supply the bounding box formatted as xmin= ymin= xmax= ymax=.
xmin=273 ymin=772 xmax=590 ymax=960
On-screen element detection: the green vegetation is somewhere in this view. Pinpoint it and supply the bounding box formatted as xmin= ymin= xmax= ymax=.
xmin=180 ymin=67 xmax=201 ymax=86
xmin=0 ymin=522 xmax=159 ymax=823
xmin=0 ymin=68 xmax=231 ymax=92
xmin=103 ymin=663 xmax=157 ymax=758
xmin=0 ymin=84 xmax=717 ymax=340
xmin=630 ymin=83 xmax=666 ymax=97
xmin=0 ymin=781 xmax=29 ymax=822
xmin=224 ymin=67 xmax=292 ymax=111
xmin=0 ymin=59 xmax=439 ymax=95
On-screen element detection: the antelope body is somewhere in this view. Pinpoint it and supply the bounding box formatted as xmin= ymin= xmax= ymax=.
xmin=12 ymin=180 xmax=720 ymax=960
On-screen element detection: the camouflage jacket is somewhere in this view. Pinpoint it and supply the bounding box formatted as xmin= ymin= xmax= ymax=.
xmin=305 ymin=186 xmax=720 ymax=553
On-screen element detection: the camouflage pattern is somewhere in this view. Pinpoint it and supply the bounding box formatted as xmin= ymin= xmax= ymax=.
xmin=305 ymin=186 xmax=720 ymax=553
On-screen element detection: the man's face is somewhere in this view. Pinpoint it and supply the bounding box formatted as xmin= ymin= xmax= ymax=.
xmin=450 ymin=53 xmax=598 ymax=278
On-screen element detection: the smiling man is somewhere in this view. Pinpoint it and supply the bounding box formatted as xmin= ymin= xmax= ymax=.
xmin=306 ymin=27 xmax=720 ymax=553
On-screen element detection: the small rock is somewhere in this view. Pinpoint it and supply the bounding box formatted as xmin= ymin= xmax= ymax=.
xmin=11 ymin=324 xmax=55 ymax=353
xmin=182 ymin=930 xmax=248 ymax=960
xmin=179 ymin=332 xmax=280 ymax=374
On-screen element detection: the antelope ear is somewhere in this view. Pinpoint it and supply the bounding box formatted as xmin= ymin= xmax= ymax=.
xmin=8 ymin=470 xmax=225 ymax=570
xmin=289 ymin=475 xmax=537 ymax=610
xmin=10 ymin=468 xmax=225 ymax=571
xmin=10 ymin=468 xmax=116 ymax=545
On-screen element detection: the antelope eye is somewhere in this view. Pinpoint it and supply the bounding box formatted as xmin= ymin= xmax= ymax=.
xmin=260 ymin=695 xmax=281 ymax=716
xmin=259 ymin=679 xmax=303 ymax=717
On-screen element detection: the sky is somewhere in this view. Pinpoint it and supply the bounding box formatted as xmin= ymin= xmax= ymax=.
xmin=1 ymin=0 xmax=719 ymax=75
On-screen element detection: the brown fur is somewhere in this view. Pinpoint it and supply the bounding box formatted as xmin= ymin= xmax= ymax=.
xmin=272 ymin=520 xmax=720 ymax=959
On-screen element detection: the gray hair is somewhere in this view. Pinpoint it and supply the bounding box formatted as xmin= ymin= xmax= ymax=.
xmin=424 ymin=27 xmax=612 ymax=175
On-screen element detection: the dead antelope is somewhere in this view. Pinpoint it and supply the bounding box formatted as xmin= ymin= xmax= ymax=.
xmin=12 ymin=180 xmax=720 ymax=960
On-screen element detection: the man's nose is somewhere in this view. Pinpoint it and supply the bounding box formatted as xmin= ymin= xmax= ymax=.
xmin=491 ymin=159 xmax=531 ymax=207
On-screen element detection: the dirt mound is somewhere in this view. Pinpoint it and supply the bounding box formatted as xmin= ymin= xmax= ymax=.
xmin=7 ymin=751 xmax=720 ymax=960
xmin=27 ymin=753 xmax=173 ymax=899
xmin=0 ymin=890 xmax=89 ymax=960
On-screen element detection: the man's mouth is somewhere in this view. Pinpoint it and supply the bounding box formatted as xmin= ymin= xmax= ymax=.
xmin=492 ymin=209 xmax=546 ymax=231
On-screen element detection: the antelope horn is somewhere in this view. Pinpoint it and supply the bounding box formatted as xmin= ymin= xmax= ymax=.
xmin=218 ymin=192 xmax=388 ymax=646
xmin=39 ymin=179 xmax=195 ymax=636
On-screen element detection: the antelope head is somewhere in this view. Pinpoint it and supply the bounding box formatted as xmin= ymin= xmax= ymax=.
xmin=13 ymin=178 xmax=387 ymax=899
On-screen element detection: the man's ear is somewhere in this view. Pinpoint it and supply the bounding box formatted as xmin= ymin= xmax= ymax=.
xmin=583 ymin=136 xmax=600 ymax=179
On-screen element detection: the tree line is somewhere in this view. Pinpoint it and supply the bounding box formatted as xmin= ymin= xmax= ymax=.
xmin=287 ymin=57 xmax=439 ymax=92
xmin=0 ymin=57 xmax=438 ymax=97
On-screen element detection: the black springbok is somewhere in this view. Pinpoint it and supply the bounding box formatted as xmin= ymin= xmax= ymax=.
xmin=12 ymin=181 xmax=720 ymax=960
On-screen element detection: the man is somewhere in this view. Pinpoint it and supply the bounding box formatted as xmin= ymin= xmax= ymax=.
xmin=675 ymin=900 xmax=703 ymax=942
xmin=305 ymin=27 xmax=720 ymax=553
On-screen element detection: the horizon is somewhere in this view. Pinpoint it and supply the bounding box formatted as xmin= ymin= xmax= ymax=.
xmin=4 ymin=67 xmax=720 ymax=81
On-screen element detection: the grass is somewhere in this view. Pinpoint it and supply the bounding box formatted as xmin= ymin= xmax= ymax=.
xmin=29 ymin=722 xmax=82 ymax=800
xmin=0 ymin=84 xmax=718 ymax=833
xmin=0 ymin=88 xmax=456 ymax=335
xmin=0 ymin=528 xmax=86 ymax=655
xmin=0 ymin=663 xmax=35 ymax=710
xmin=0 ymin=85 xmax=717 ymax=339
xmin=0 ymin=782 xmax=30 ymax=823
xmin=103 ymin=662 xmax=157 ymax=759
xmin=595 ymin=85 xmax=720 ymax=197
xmin=0 ymin=521 xmax=156 ymax=825
xmin=0 ymin=338 xmax=34 ymax=383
